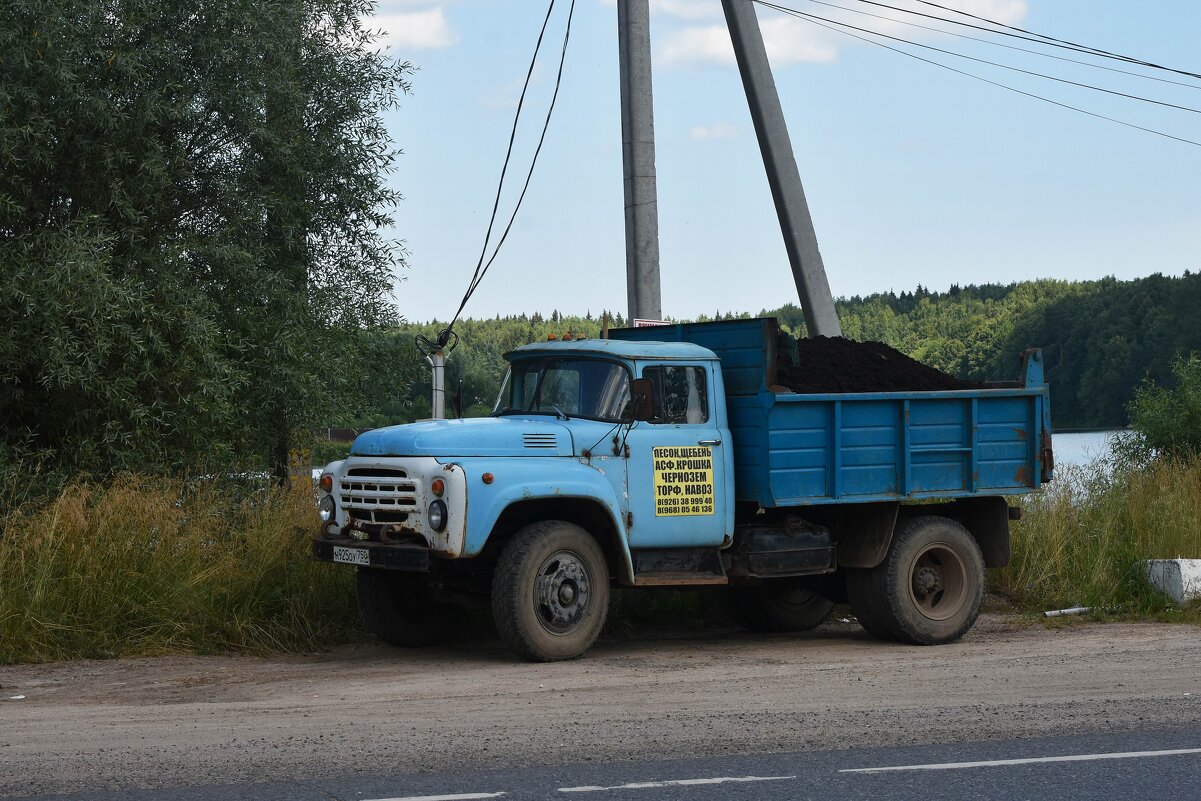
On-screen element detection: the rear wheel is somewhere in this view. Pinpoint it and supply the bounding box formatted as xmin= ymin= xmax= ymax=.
xmin=846 ymin=516 xmax=985 ymax=645
xmin=491 ymin=521 xmax=610 ymax=662
xmin=356 ymin=569 xmax=461 ymax=647
xmin=845 ymin=568 xmax=898 ymax=640
xmin=730 ymin=579 xmax=834 ymax=632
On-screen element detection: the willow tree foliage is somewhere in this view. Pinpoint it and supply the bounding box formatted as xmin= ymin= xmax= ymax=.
xmin=0 ymin=0 xmax=410 ymax=474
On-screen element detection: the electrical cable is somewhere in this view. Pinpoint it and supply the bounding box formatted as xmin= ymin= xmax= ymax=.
xmin=846 ymin=0 xmax=1201 ymax=81
xmin=756 ymin=2 xmax=1201 ymax=115
xmin=797 ymin=0 xmax=1201 ymax=91
xmin=752 ymin=1 xmax=1201 ymax=148
xmin=912 ymin=0 xmax=1201 ymax=80
xmin=458 ymin=0 xmax=577 ymax=320
xmin=419 ymin=0 xmax=576 ymax=360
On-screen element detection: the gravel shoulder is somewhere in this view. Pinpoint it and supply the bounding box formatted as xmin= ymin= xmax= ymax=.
xmin=2 ymin=616 xmax=1200 ymax=797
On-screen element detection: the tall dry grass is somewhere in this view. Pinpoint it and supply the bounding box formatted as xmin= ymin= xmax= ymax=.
xmin=998 ymin=457 xmax=1201 ymax=613
xmin=0 ymin=475 xmax=359 ymax=663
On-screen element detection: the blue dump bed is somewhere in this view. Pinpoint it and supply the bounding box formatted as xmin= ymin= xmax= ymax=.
xmin=612 ymin=318 xmax=1053 ymax=507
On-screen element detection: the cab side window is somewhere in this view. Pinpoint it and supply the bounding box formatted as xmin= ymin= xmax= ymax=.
xmin=643 ymin=366 xmax=709 ymax=424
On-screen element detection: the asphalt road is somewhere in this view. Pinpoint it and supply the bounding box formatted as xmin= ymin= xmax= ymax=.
xmin=3 ymin=617 xmax=1200 ymax=799
xmin=10 ymin=727 xmax=1201 ymax=801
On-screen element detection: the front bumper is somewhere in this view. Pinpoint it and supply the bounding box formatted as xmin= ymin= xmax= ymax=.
xmin=311 ymin=538 xmax=431 ymax=572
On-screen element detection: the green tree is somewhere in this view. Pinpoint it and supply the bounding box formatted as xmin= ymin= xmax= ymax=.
xmin=0 ymin=0 xmax=411 ymax=475
xmin=1126 ymin=355 xmax=1201 ymax=459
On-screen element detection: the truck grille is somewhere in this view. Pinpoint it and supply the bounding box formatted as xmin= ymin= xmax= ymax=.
xmin=339 ymin=467 xmax=418 ymax=524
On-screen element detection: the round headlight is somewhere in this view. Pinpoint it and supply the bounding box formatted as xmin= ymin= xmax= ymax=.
xmin=427 ymin=499 xmax=448 ymax=532
xmin=319 ymin=494 xmax=336 ymax=523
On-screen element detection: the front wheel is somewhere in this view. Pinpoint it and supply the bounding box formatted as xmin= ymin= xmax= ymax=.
xmin=491 ymin=521 xmax=610 ymax=662
xmin=730 ymin=580 xmax=834 ymax=632
xmin=847 ymin=515 xmax=985 ymax=645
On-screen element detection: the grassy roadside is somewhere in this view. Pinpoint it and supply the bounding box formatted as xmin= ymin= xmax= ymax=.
xmin=0 ymin=476 xmax=359 ymax=664
xmin=997 ymin=457 xmax=1201 ymax=621
xmin=2 ymin=458 xmax=1198 ymax=665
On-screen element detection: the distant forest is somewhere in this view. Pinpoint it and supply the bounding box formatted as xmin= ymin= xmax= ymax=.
xmin=348 ymin=273 xmax=1201 ymax=431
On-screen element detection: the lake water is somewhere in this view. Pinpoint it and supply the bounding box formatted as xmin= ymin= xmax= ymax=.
xmin=1052 ymin=430 xmax=1123 ymax=468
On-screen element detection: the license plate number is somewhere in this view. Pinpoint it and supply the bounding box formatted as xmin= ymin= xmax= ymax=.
xmin=332 ymin=546 xmax=370 ymax=566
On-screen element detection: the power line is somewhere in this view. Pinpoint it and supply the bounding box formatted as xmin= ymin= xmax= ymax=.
xmin=798 ymin=0 xmax=1201 ymax=92
xmin=847 ymin=0 xmax=1201 ymax=81
xmin=460 ymin=0 xmax=577 ymax=318
xmin=759 ymin=2 xmax=1201 ymax=115
xmin=428 ymin=0 xmax=577 ymax=353
xmin=913 ymin=0 xmax=1201 ymax=80
xmin=753 ymin=1 xmax=1201 ymax=148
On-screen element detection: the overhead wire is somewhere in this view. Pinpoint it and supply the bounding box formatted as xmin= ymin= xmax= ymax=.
xmin=797 ymin=0 xmax=1201 ymax=91
xmin=911 ymin=0 xmax=1201 ymax=81
xmin=752 ymin=1 xmax=1201 ymax=148
xmin=459 ymin=0 xmax=578 ymax=320
xmin=419 ymin=0 xmax=577 ymax=357
xmin=846 ymin=0 xmax=1201 ymax=81
xmin=757 ymin=2 xmax=1201 ymax=115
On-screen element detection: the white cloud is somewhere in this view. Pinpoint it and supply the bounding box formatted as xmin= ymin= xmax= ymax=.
xmin=374 ymin=7 xmax=458 ymax=51
xmin=598 ymin=0 xmax=722 ymax=20
xmin=655 ymin=0 xmax=1028 ymax=68
xmin=689 ymin=122 xmax=742 ymax=141
xmin=662 ymin=17 xmax=837 ymax=67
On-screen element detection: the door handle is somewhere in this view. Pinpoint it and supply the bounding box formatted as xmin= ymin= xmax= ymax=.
xmin=697 ymin=439 xmax=721 ymax=446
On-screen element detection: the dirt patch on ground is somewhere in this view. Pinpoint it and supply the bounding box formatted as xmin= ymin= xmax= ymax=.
xmin=776 ymin=336 xmax=980 ymax=393
xmin=2 ymin=616 xmax=1200 ymax=797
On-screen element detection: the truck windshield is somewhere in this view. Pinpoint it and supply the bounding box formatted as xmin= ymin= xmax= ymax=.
xmin=493 ymin=358 xmax=631 ymax=422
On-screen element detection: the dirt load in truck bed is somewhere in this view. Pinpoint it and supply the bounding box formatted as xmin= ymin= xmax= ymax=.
xmin=776 ymin=336 xmax=981 ymax=394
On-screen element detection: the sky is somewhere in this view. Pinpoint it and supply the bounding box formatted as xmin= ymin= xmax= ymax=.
xmin=370 ymin=0 xmax=1201 ymax=323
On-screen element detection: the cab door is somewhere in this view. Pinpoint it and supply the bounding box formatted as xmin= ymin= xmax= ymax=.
xmin=624 ymin=362 xmax=733 ymax=549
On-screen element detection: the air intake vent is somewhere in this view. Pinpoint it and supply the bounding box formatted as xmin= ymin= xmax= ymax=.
xmin=523 ymin=433 xmax=558 ymax=449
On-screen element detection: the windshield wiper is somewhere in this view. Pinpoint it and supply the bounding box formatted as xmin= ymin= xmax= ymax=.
xmin=550 ymin=404 xmax=570 ymax=420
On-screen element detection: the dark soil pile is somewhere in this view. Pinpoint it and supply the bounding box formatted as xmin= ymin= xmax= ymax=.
xmin=776 ymin=336 xmax=980 ymax=393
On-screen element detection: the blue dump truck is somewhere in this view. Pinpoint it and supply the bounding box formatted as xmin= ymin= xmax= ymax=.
xmin=313 ymin=318 xmax=1053 ymax=661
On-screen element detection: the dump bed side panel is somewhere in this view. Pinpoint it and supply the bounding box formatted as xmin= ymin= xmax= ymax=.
xmin=729 ymin=389 xmax=1049 ymax=507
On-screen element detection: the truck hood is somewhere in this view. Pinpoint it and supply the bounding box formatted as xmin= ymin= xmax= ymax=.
xmin=350 ymin=417 xmax=575 ymax=458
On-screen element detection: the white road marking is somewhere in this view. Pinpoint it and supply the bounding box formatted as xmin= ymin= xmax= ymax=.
xmin=841 ymin=747 xmax=1201 ymax=774
xmin=559 ymin=775 xmax=796 ymax=792
xmin=363 ymin=793 xmax=506 ymax=801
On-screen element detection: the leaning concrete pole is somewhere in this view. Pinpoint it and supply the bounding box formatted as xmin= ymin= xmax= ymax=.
xmin=617 ymin=0 xmax=663 ymax=322
xmin=721 ymin=0 xmax=842 ymax=336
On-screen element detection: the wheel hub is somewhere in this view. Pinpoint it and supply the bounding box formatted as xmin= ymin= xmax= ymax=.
xmin=913 ymin=566 xmax=942 ymax=597
xmin=907 ymin=542 xmax=969 ymax=621
xmin=534 ymin=551 xmax=592 ymax=635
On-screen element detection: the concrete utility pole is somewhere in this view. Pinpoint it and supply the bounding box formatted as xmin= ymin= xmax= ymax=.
xmin=721 ymin=0 xmax=842 ymax=337
xmin=617 ymin=0 xmax=663 ymax=323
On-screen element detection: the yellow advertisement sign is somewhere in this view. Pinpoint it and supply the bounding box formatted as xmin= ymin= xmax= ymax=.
xmin=652 ymin=446 xmax=715 ymax=517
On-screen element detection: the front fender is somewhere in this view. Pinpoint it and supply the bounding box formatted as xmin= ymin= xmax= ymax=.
xmin=452 ymin=456 xmax=632 ymax=577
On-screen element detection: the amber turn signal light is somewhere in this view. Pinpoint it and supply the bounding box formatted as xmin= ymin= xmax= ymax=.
xmin=482 ymin=472 xmax=494 ymax=485
xmin=430 ymin=478 xmax=445 ymax=497
xmin=319 ymin=474 xmax=333 ymax=492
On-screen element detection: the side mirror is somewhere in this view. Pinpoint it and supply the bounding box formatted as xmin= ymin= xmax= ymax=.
xmin=629 ymin=378 xmax=655 ymax=422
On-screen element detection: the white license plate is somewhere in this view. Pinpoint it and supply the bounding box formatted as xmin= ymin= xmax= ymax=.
xmin=332 ymin=546 xmax=370 ymax=566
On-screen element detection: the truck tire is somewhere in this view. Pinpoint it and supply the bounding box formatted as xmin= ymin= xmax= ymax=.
xmin=847 ymin=515 xmax=985 ymax=645
xmin=356 ymin=569 xmax=460 ymax=647
xmin=844 ymin=569 xmax=899 ymax=641
xmin=730 ymin=580 xmax=835 ymax=632
xmin=491 ymin=521 xmax=610 ymax=662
